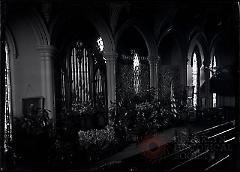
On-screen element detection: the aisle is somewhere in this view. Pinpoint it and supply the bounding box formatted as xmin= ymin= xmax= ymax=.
xmin=94 ymin=123 xmax=205 ymax=169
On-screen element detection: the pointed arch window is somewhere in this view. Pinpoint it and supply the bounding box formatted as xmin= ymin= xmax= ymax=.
xmin=192 ymin=52 xmax=198 ymax=108
xmin=187 ymin=48 xmax=202 ymax=109
xmin=210 ymin=55 xmax=217 ymax=107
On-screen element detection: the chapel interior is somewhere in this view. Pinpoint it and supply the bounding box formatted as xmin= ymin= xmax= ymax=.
xmin=0 ymin=0 xmax=239 ymax=171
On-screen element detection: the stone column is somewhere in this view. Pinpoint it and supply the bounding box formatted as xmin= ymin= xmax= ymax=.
xmin=149 ymin=57 xmax=159 ymax=97
xmin=104 ymin=52 xmax=118 ymax=108
xmin=204 ymin=67 xmax=211 ymax=108
xmin=149 ymin=58 xmax=156 ymax=88
xmin=37 ymin=45 xmax=58 ymax=125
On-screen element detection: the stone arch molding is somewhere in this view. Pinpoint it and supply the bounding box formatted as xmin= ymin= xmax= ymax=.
xmin=27 ymin=8 xmax=50 ymax=46
xmin=155 ymin=7 xmax=177 ymax=41
xmin=49 ymin=6 xmax=115 ymax=56
xmin=209 ymin=32 xmax=223 ymax=66
xmin=27 ymin=6 xmax=116 ymax=61
xmin=158 ymin=26 xmax=188 ymax=66
xmin=157 ymin=26 xmax=174 ymax=47
xmin=187 ymin=32 xmax=209 ymax=66
xmin=5 ymin=26 xmax=17 ymax=115
xmin=158 ymin=27 xmax=185 ymax=59
xmin=6 ymin=26 xmax=18 ymax=59
xmin=187 ymin=32 xmax=209 ymax=89
xmin=115 ymin=19 xmax=158 ymax=59
xmin=83 ymin=7 xmax=115 ymax=54
xmin=115 ymin=19 xmax=159 ymax=90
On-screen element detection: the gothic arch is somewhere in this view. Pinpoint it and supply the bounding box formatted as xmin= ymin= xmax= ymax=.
xmin=187 ymin=32 xmax=209 ymax=109
xmin=154 ymin=7 xmax=177 ymax=40
xmin=84 ymin=7 xmax=115 ymax=54
xmin=189 ymin=26 xmax=204 ymax=42
xmin=209 ymin=32 xmax=223 ymax=66
xmin=157 ymin=27 xmax=186 ymax=94
xmin=158 ymin=27 xmax=186 ymax=65
xmin=50 ymin=6 xmax=115 ymax=55
xmin=115 ymin=19 xmax=158 ymax=58
xmin=187 ymin=32 xmax=208 ymax=67
xmin=158 ymin=26 xmax=174 ymax=47
xmin=158 ymin=30 xmax=179 ymax=64
xmin=158 ymin=27 xmax=185 ymax=55
xmin=6 ymin=26 xmax=18 ymax=59
xmin=27 ymin=8 xmax=50 ymax=46
xmin=5 ymin=26 xmax=17 ymax=115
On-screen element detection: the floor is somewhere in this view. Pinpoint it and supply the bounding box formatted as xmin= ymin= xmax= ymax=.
xmin=93 ymin=123 xmax=206 ymax=169
xmin=11 ymin=122 xmax=216 ymax=171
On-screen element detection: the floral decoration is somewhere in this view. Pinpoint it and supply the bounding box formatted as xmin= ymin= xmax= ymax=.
xmin=78 ymin=125 xmax=116 ymax=150
xmin=71 ymin=101 xmax=96 ymax=116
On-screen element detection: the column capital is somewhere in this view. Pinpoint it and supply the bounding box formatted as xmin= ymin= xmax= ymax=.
xmin=37 ymin=45 xmax=59 ymax=60
xmin=103 ymin=51 xmax=118 ymax=61
xmin=148 ymin=56 xmax=160 ymax=64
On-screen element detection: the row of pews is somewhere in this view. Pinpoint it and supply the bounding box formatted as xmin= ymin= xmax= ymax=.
xmin=168 ymin=120 xmax=235 ymax=172
xmin=95 ymin=120 xmax=236 ymax=171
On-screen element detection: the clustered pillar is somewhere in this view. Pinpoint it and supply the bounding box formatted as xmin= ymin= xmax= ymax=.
xmin=104 ymin=52 xmax=118 ymax=108
xmin=37 ymin=45 xmax=58 ymax=126
xmin=204 ymin=67 xmax=211 ymax=108
xmin=149 ymin=56 xmax=159 ymax=97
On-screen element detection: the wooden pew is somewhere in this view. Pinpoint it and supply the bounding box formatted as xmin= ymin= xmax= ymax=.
xmin=169 ymin=120 xmax=235 ymax=172
xmin=93 ymin=121 xmax=235 ymax=172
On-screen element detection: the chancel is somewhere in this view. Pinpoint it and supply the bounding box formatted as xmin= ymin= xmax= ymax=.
xmin=0 ymin=0 xmax=239 ymax=171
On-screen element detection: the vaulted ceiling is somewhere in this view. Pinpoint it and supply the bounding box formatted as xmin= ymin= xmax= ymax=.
xmin=7 ymin=0 xmax=237 ymax=58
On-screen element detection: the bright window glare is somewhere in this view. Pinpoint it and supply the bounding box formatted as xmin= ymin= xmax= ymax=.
xmin=133 ymin=52 xmax=140 ymax=94
xmin=97 ymin=37 xmax=104 ymax=52
xmin=192 ymin=53 xmax=198 ymax=108
xmin=210 ymin=55 xmax=217 ymax=107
